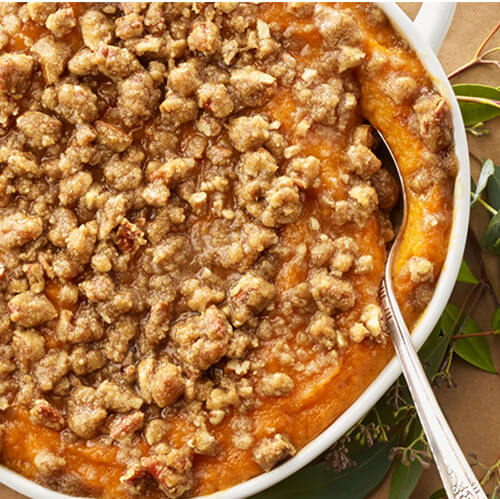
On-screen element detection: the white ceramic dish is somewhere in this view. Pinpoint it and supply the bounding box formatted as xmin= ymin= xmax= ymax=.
xmin=0 ymin=3 xmax=469 ymax=499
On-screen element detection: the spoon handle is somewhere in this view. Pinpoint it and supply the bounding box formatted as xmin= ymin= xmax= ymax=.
xmin=379 ymin=280 xmax=487 ymax=499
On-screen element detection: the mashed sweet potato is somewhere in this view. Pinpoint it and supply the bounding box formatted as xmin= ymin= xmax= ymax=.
xmin=0 ymin=3 xmax=455 ymax=497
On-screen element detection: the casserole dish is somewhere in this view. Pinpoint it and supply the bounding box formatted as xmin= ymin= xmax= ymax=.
xmin=0 ymin=3 xmax=469 ymax=498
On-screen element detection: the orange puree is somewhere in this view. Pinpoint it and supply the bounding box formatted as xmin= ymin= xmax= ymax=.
xmin=0 ymin=3 xmax=455 ymax=498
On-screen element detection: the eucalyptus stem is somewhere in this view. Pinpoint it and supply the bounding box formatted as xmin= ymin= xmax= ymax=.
xmin=470 ymin=151 xmax=483 ymax=165
xmin=448 ymin=21 xmax=500 ymax=78
xmin=456 ymin=95 xmax=500 ymax=110
xmin=481 ymin=46 xmax=500 ymax=58
xmin=479 ymin=455 xmax=500 ymax=490
xmin=474 ymin=22 xmax=500 ymax=59
xmin=373 ymin=407 xmax=389 ymax=442
xmin=476 ymin=196 xmax=498 ymax=215
xmin=451 ymin=330 xmax=500 ymax=340
xmin=468 ymin=229 xmax=500 ymax=306
xmin=435 ymin=281 xmax=487 ymax=386
xmin=451 ymin=281 xmax=486 ymax=336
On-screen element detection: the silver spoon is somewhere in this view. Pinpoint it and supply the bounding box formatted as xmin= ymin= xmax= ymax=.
xmin=376 ymin=131 xmax=487 ymax=499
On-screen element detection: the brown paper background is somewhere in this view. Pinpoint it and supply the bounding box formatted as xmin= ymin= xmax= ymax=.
xmin=1 ymin=3 xmax=499 ymax=499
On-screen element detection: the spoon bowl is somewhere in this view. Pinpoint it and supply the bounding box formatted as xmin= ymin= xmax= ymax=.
xmin=374 ymin=130 xmax=407 ymax=240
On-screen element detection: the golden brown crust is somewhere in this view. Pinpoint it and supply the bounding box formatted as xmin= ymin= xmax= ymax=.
xmin=0 ymin=3 xmax=456 ymax=498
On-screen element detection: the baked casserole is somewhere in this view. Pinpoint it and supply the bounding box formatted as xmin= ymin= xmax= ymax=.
xmin=0 ymin=3 xmax=456 ymax=498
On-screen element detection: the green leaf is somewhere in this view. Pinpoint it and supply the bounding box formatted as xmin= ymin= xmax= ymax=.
xmin=419 ymin=321 xmax=453 ymax=377
xmin=439 ymin=303 xmax=460 ymax=336
xmin=466 ymin=122 xmax=490 ymax=137
xmin=487 ymin=162 xmax=500 ymax=211
xmin=473 ymin=160 xmax=496 ymax=206
xmin=255 ymin=433 xmax=398 ymax=499
xmin=440 ymin=305 xmax=496 ymax=373
xmin=456 ymin=260 xmax=478 ymax=284
xmin=453 ymin=84 xmax=500 ymax=125
xmin=492 ymin=307 xmax=500 ymax=330
xmin=471 ymin=159 xmax=495 ymax=206
xmin=388 ymin=421 xmax=424 ymax=499
xmin=416 ymin=303 xmax=461 ymax=377
xmin=429 ymin=488 xmax=446 ymax=499
xmin=455 ymin=336 xmax=497 ymax=373
xmin=481 ymin=211 xmax=500 ymax=254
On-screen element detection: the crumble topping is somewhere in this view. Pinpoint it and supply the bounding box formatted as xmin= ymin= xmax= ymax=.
xmin=0 ymin=3 xmax=456 ymax=498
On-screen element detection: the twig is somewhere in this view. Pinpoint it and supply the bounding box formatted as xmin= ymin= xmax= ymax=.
xmin=456 ymin=95 xmax=500 ymax=110
xmin=448 ymin=22 xmax=500 ymax=78
xmin=451 ymin=330 xmax=499 ymax=340
xmin=469 ymin=152 xmax=483 ymax=165
xmin=451 ymin=281 xmax=487 ymax=336
xmin=481 ymin=46 xmax=500 ymax=58
xmin=475 ymin=22 xmax=500 ymax=59
xmin=476 ymin=196 xmax=498 ymax=215
xmin=468 ymin=229 xmax=500 ymax=306
xmin=435 ymin=281 xmax=487 ymax=386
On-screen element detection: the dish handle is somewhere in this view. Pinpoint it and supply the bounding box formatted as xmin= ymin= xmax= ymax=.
xmin=413 ymin=3 xmax=456 ymax=53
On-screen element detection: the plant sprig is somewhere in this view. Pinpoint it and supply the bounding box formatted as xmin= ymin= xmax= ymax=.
xmin=390 ymin=428 xmax=431 ymax=469
xmin=457 ymin=95 xmax=500 ymax=109
xmin=448 ymin=22 xmax=500 ymax=79
xmin=449 ymin=22 xmax=500 ymax=130
xmin=470 ymin=453 xmax=500 ymax=499
xmin=466 ymin=122 xmax=490 ymax=137
xmin=471 ymin=157 xmax=500 ymax=254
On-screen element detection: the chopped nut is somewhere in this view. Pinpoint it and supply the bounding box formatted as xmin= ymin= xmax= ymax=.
xmin=253 ymin=434 xmax=296 ymax=471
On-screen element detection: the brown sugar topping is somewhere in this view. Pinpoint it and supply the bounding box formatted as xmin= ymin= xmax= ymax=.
xmin=0 ymin=3 xmax=456 ymax=498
